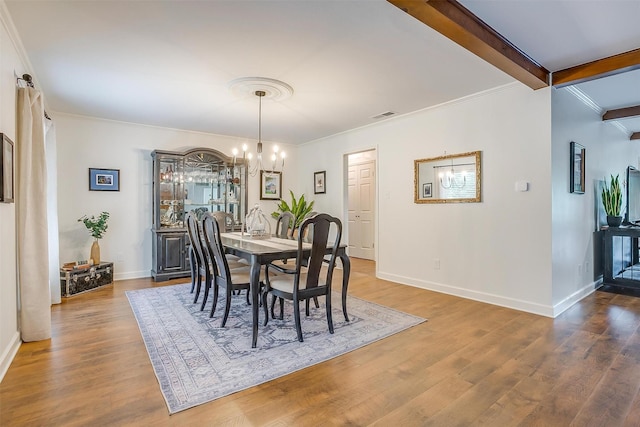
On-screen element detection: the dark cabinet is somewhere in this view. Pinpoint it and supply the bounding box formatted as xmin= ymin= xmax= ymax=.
xmin=150 ymin=147 xmax=247 ymax=281
xmin=602 ymin=226 xmax=640 ymax=290
xmin=161 ymin=232 xmax=186 ymax=271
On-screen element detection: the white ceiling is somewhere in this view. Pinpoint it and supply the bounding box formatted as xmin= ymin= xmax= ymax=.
xmin=459 ymin=0 xmax=640 ymax=137
xmin=4 ymin=0 xmax=640 ymax=144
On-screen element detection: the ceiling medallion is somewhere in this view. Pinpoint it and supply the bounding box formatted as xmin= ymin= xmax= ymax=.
xmin=228 ymin=77 xmax=294 ymax=101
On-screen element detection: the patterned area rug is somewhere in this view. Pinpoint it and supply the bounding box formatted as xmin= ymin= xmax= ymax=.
xmin=126 ymin=283 xmax=426 ymax=414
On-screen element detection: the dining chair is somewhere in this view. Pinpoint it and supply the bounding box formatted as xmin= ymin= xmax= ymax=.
xmin=262 ymin=213 xmax=342 ymax=342
xmin=185 ymin=211 xmax=210 ymax=307
xmin=275 ymin=211 xmax=295 ymax=239
xmin=270 ymin=210 xmax=321 ymax=315
xmin=210 ymin=211 xmax=234 ymax=232
xmin=210 ymin=210 xmax=247 ymax=266
xmin=202 ymin=212 xmax=265 ymax=326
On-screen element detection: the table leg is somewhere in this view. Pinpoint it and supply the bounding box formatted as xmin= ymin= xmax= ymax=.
xmin=250 ymin=256 xmax=261 ymax=348
xmin=340 ymin=252 xmax=350 ymax=322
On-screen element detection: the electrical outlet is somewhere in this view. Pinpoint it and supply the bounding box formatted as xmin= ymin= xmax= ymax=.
xmin=116 ymin=252 xmax=124 ymax=262
xmin=434 ymin=258 xmax=440 ymax=270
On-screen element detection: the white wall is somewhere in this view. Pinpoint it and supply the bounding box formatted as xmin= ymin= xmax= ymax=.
xmin=551 ymin=86 xmax=640 ymax=312
xmin=54 ymin=113 xmax=299 ymax=280
xmin=0 ymin=6 xmax=25 ymax=380
xmin=299 ymin=83 xmax=556 ymax=315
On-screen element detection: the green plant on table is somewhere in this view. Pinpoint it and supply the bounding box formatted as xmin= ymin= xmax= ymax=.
xmin=602 ymin=174 xmax=622 ymax=217
xmin=271 ymin=190 xmax=314 ymax=228
xmin=78 ymin=211 xmax=110 ymax=239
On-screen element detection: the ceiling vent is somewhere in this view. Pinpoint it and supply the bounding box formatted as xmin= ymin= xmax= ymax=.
xmin=372 ymin=111 xmax=396 ymax=119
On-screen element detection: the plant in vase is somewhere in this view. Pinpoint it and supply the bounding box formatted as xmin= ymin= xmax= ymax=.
xmin=602 ymin=174 xmax=623 ymax=227
xmin=271 ymin=190 xmax=315 ymax=229
xmin=78 ymin=211 xmax=110 ymax=264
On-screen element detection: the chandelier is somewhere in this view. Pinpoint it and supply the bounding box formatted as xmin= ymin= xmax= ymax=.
xmin=233 ymin=91 xmax=285 ymax=176
xmin=229 ymin=77 xmax=293 ymax=177
xmin=438 ymin=161 xmax=467 ymax=189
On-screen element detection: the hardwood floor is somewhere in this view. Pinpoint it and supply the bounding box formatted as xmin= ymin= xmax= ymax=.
xmin=2 ymin=258 xmax=640 ymax=426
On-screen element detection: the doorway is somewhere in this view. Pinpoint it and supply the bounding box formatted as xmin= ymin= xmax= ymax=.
xmin=346 ymin=150 xmax=376 ymax=260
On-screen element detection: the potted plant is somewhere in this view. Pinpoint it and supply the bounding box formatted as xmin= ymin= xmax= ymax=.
xmin=78 ymin=211 xmax=110 ymax=264
xmin=602 ymin=174 xmax=623 ymax=227
xmin=271 ymin=190 xmax=314 ymax=229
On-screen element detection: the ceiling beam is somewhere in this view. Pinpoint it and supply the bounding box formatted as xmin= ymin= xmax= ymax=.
xmin=602 ymin=105 xmax=640 ymax=121
xmin=552 ymin=48 xmax=640 ymax=87
xmin=387 ymin=0 xmax=549 ymax=90
xmin=632 ymin=132 xmax=640 ymax=141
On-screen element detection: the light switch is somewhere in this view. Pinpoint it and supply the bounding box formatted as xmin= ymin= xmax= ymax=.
xmin=515 ymin=181 xmax=529 ymax=192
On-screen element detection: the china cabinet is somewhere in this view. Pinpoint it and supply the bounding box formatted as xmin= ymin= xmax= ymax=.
xmin=151 ymin=147 xmax=247 ymax=281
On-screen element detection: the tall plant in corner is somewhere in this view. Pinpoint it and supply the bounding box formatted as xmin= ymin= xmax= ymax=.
xmin=271 ymin=190 xmax=314 ymax=228
xmin=78 ymin=211 xmax=110 ymax=264
xmin=602 ymin=174 xmax=622 ymax=227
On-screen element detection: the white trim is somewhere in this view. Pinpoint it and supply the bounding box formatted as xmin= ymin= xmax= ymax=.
xmin=552 ymin=280 xmax=599 ymax=317
xmin=0 ymin=1 xmax=33 ymax=72
xmin=114 ymin=270 xmax=150 ymax=281
xmin=51 ymin=111 xmax=292 ymax=149
xmin=564 ymin=85 xmax=631 ymax=138
xmin=0 ymin=331 xmax=21 ymax=382
xmin=0 ymin=1 xmax=53 ymax=113
xmin=377 ymin=271 xmax=554 ymax=317
xmin=301 ymin=82 xmax=521 ymax=146
xmin=564 ymin=86 xmax=603 ymax=115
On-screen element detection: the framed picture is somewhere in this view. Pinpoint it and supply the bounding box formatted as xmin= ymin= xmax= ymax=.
xmin=89 ymin=168 xmax=120 ymax=191
xmin=0 ymin=133 xmax=14 ymax=203
xmin=314 ymin=170 xmax=326 ymax=194
xmin=260 ymin=170 xmax=282 ymax=200
xmin=422 ymin=182 xmax=432 ymax=198
xmin=570 ymin=141 xmax=585 ymax=194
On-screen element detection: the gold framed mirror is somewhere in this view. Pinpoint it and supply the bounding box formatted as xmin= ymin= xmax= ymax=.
xmin=414 ymin=151 xmax=481 ymax=204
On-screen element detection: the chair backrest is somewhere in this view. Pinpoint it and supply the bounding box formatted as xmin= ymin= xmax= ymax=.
xmin=292 ymin=211 xmax=317 ymax=242
xmin=185 ymin=211 xmax=206 ymax=269
xmin=275 ymin=211 xmax=295 ymax=239
xmin=210 ymin=211 xmax=234 ymax=232
xmin=202 ymin=212 xmax=231 ymax=283
xmin=294 ymin=213 xmax=342 ymax=290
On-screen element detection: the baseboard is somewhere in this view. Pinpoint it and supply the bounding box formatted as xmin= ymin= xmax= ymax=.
xmin=377 ymin=272 xmax=554 ymax=317
xmin=114 ymin=270 xmax=150 ymax=281
xmin=552 ymin=280 xmax=600 ymax=317
xmin=0 ymin=331 xmax=21 ymax=383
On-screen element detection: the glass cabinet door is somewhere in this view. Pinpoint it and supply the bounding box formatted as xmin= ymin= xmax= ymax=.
xmin=153 ymin=148 xmax=246 ymax=231
xmin=156 ymin=155 xmax=185 ymax=228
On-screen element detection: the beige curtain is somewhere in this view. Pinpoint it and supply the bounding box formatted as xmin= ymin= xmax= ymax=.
xmin=46 ymin=120 xmax=61 ymax=304
xmin=17 ymin=86 xmax=51 ymax=342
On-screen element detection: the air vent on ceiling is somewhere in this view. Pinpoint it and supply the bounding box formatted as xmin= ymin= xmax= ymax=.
xmin=371 ymin=111 xmax=396 ymax=119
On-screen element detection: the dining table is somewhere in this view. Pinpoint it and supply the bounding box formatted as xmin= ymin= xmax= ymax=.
xmin=220 ymin=232 xmax=351 ymax=348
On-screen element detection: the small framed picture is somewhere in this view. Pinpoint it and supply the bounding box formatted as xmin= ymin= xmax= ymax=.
xmin=89 ymin=168 xmax=120 ymax=191
xmin=314 ymin=171 xmax=326 ymax=194
xmin=570 ymin=141 xmax=585 ymax=194
xmin=260 ymin=170 xmax=282 ymax=200
xmin=422 ymin=182 xmax=432 ymax=198
xmin=0 ymin=133 xmax=14 ymax=203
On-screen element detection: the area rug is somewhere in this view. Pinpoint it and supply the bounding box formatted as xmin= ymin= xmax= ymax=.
xmin=126 ymin=283 xmax=425 ymax=414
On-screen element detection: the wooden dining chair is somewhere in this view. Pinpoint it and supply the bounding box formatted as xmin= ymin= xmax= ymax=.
xmin=262 ymin=213 xmax=342 ymax=342
xmin=210 ymin=210 xmax=247 ymax=266
xmin=270 ymin=210 xmax=321 ymax=316
xmin=275 ymin=211 xmax=295 ymax=239
xmin=185 ymin=211 xmax=210 ymax=307
xmin=210 ymin=211 xmax=234 ymax=232
xmin=202 ymin=212 xmax=265 ymax=326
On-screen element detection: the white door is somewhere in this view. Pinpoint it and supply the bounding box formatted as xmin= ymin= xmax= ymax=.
xmin=348 ymin=160 xmax=375 ymax=260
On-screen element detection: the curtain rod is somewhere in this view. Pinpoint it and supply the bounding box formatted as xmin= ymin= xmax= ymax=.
xmin=432 ymin=162 xmax=475 ymax=168
xmin=16 ymin=74 xmax=51 ymax=120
